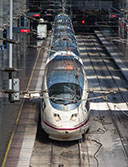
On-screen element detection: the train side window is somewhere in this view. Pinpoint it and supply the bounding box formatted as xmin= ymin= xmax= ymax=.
xmin=85 ymin=100 xmax=90 ymax=112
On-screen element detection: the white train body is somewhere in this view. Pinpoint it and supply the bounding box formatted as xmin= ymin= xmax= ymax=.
xmin=40 ymin=13 xmax=89 ymax=141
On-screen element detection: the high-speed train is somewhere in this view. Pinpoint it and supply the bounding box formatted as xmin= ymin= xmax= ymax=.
xmin=40 ymin=13 xmax=90 ymax=141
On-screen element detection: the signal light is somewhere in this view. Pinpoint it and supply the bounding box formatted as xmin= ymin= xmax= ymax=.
xmin=82 ymin=20 xmax=85 ymax=24
xmin=122 ymin=23 xmax=125 ymax=28
xmin=111 ymin=14 xmax=118 ymax=18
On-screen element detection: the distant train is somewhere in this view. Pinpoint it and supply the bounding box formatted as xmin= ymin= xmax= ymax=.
xmin=40 ymin=13 xmax=90 ymax=141
xmin=37 ymin=18 xmax=47 ymax=39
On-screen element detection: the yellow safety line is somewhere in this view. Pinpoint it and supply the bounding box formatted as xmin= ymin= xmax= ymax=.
xmin=25 ymin=47 xmax=42 ymax=93
xmin=2 ymin=47 xmax=42 ymax=167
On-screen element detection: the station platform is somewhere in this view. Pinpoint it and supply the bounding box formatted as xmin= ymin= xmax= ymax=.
xmin=95 ymin=30 xmax=128 ymax=82
xmin=2 ymin=37 xmax=49 ymax=167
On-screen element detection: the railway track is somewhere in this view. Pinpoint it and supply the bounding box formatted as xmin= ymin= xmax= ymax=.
xmin=49 ymin=140 xmax=82 ymax=167
xmin=30 ymin=129 xmax=90 ymax=167
xmin=78 ymin=33 xmax=128 ymax=166
xmin=90 ymin=34 xmax=128 ymax=160
xmin=30 ymin=33 xmax=128 ymax=167
xmin=92 ymin=34 xmax=128 ymax=160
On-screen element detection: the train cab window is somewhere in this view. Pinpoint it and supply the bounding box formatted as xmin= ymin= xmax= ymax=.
xmin=49 ymin=83 xmax=82 ymax=105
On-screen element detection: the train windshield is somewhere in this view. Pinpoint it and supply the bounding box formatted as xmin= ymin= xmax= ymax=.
xmin=46 ymin=56 xmax=85 ymax=107
xmin=49 ymin=83 xmax=81 ymax=105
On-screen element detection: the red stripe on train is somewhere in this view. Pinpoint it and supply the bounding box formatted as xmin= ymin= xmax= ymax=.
xmin=43 ymin=118 xmax=89 ymax=131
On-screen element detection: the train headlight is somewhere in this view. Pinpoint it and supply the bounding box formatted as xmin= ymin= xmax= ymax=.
xmin=54 ymin=113 xmax=61 ymax=121
xmin=70 ymin=114 xmax=77 ymax=121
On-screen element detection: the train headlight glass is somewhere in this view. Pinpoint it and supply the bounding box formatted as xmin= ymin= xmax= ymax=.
xmin=70 ymin=114 xmax=77 ymax=121
xmin=54 ymin=113 xmax=61 ymax=121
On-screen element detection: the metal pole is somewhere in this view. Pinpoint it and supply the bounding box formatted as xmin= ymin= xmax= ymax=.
xmin=62 ymin=0 xmax=65 ymax=13
xmin=9 ymin=0 xmax=13 ymax=101
xmin=118 ymin=18 xmax=121 ymax=38
xmin=9 ymin=0 xmax=13 ymax=69
xmin=127 ymin=25 xmax=128 ymax=44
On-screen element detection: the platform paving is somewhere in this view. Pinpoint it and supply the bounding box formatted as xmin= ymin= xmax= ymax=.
xmin=3 ymin=36 xmax=50 ymax=167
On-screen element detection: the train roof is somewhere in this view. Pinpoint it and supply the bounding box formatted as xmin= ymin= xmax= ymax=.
xmin=51 ymin=39 xmax=79 ymax=56
xmin=54 ymin=23 xmax=73 ymax=31
xmin=53 ymin=28 xmax=74 ymax=37
xmin=47 ymin=51 xmax=83 ymax=64
xmin=53 ymin=33 xmax=76 ymax=43
xmin=54 ymin=13 xmax=71 ymax=23
xmin=52 ymin=36 xmax=77 ymax=46
xmin=53 ymin=13 xmax=74 ymax=34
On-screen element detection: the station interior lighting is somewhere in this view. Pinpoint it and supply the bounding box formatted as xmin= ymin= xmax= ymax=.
xmin=111 ymin=14 xmax=118 ymax=18
xmin=21 ymin=29 xmax=30 ymax=33
xmin=33 ymin=14 xmax=40 ymax=17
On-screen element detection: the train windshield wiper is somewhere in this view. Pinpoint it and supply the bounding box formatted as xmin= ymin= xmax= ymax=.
xmin=50 ymin=93 xmax=80 ymax=105
xmin=64 ymin=86 xmax=81 ymax=102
